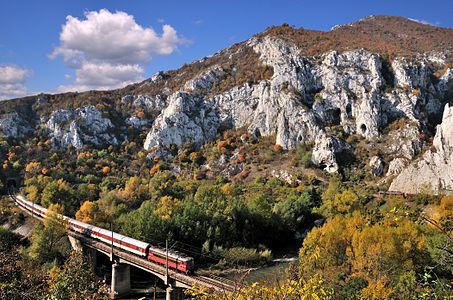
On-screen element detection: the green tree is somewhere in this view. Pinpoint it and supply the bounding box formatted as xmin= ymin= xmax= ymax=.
xmin=148 ymin=170 xmax=176 ymax=200
xmin=273 ymin=190 xmax=313 ymax=230
xmin=29 ymin=204 xmax=68 ymax=262
xmin=47 ymin=250 xmax=107 ymax=299
xmin=76 ymin=183 xmax=98 ymax=203
xmin=41 ymin=179 xmax=75 ymax=215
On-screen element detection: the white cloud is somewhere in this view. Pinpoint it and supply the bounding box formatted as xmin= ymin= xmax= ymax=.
xmin=56 ymin=63 xmax=145 ymax=93
xmin=50 ymin=9 xmax=190 ymax=92
xmin=0 ymin=65 xmax=32 ymax=100
xmin=408 ymin=18 xmax=440 ymax=26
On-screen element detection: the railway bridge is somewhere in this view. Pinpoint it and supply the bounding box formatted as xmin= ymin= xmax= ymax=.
xmin=12 ymin=193 xmax=236 ymax=299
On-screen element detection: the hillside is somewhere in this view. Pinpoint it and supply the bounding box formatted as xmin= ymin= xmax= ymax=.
xmin=1 ymin=14 xmax=453 ymax=298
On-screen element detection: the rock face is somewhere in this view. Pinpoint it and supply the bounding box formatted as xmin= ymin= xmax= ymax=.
xmin=143 ymin=92 xmax=220 ymax=149
xmin=126 ymin=116 xmax=150 ymax=129
xmin=386 ymin=157 xmax=408 ymax=177
xmin=0 ymin=113 xmax=32 ymax=138
xmin=369 ymin=156 xmax=384 ymax=177
xmin=45 ymin=106 xmax=118 ymax=149
xmin=133 ymin=95 xmax=166 ymax=111
xmin=139 ymin=35 xmax=450 ymax=172
xmin=389 ymin=104 xmax=453 ymax=194
xmin=183 ymin=66 xmax=223 ymax=91
xmin=312 ymin=134 xmax=350 ymax=173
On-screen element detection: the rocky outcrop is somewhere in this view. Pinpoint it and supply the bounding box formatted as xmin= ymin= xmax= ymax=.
xmin=369 ymin=156 xmax=384 ymax=176
xmin=45 ymin=106 xmax=118 ymax=149
xmin=143 ymin=92 xmax=220 ymax=149
xmin=183 ymin=66 xmax=223 ymax=91
xmin=389 ymin=104 xmax=453 ymax=194
xmin=312 ymin=134 xmax=350 ymax=173
xmin=141 ymin=35 xmax=450 ymax=172
xmin=126 ymin=115 xmax=151 ymax=129
xmin=133 ymin=95 xmax=166 ymax=111
xmin=385 ymin=124 xmax=422 ymax=160
xmin=386 ymin=157 xmax=408 ymax=177
xmin=314 ymin=49 xmax=383 ymax=140
xmin=0 ymin=113 xmax=32 ymax=138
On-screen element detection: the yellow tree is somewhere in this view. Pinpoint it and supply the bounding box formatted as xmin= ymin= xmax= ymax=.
xmin=299 ymin=214 xmax=428 ymax=299
xmin=25 ymin=162 xmax=42 ymax=179
xmin=75 ymin=201 xmax=112 ymax=227
xmin=186 ymin=273 xmax=332 ymax=299
xmin=154 ymin=196 xmax=181 ymax=220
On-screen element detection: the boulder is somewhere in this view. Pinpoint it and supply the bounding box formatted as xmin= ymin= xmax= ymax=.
xmin=369 ymin=156 xmax=384 ymax=176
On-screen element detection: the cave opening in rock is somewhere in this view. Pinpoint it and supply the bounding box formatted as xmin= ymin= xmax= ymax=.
xmin=254 ymin=128 xmax=261 ymax=138
xmin=360 ymin=124 xmax=367 ymax=133
xmin=332 ymin=108 xmax=341 ymax=125
xmin=346 ymin=104 xmax=352 ymax=117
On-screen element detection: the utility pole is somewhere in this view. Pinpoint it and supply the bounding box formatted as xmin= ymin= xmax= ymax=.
xmin=111 ymin=221 xmax=114 ymax=262
xmin=166 ymin=239 xmax=169 ymax=284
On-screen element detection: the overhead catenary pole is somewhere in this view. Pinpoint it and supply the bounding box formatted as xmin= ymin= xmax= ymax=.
xmin=111 ymin=220 xmax=114 ymax=262
xmin=166 ymin=239 xmax=169 ymax=284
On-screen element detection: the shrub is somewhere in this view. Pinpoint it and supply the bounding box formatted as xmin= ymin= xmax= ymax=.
xmin=273 ymin=144 xmax=283 ymax=152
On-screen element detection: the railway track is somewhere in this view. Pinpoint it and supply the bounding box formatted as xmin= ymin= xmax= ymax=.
xmin=194 ymin=275 xmax=237 ymax=293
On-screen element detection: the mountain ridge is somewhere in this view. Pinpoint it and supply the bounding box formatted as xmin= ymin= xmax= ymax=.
xmin=0 ymin=15 xmax=452 ymax=194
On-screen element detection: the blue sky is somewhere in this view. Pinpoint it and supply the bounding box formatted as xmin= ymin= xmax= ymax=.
xmin=0 ymin=0 xmax=452 ymax=100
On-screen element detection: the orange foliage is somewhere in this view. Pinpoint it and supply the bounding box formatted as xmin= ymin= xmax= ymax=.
xmin=102 ymin=166 xmax=110 ymax=174
xmin=8 ymin=153 xmax=15 ymax=161
xmin=150 ymin=164 xmax=160 ymax=176
xmin=274 ymin=144 xmax=283 ymax=152
xmin=217 ymin=141 xmax=229 ymax=153
xmin=25 ymin=162 xmax=41 ymax=174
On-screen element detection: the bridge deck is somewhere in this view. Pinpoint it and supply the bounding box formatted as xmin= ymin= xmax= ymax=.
xmin=69 ymin=231 xmax=236 ymax=293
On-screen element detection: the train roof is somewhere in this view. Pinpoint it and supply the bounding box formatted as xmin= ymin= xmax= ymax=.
xmin=17 ymin=195 xmax=48 ymax=214
xmin=97 ymin=227 xmax=151 ymax=249
xmin=68 ymin=218 xmax=150 ymax=249
xmin=149 ymin=246 xmax=193 ymax=262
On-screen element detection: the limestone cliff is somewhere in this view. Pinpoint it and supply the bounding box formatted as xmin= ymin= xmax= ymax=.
xmin=45 ymin=106 xmax=119 ymax=149
xmin=142 ymin=35 xmax=451 ymax=172
xmin=389 ymin=104 xmax=453 ymax=194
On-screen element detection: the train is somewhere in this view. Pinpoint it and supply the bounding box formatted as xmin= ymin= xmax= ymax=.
xmin=13 ymin=194 xmax=194 ymax=273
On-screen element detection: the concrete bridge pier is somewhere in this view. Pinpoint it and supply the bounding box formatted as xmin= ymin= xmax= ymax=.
xmin=68 ymin=236 xmax=97 ymax=266
xmin=85 ymin=247 xmax=97 ymax=267
xmin=110 ymin=263 xmax=131 ymax=299
xmin=68 ymin=235 xmax=83 ymax=251
xmin=166 ymin=285 xmax=184 ymax=300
